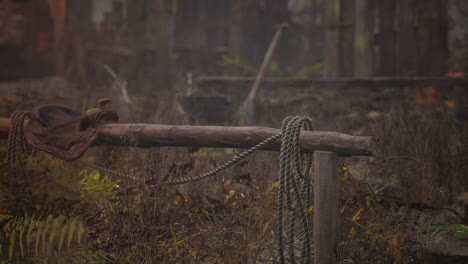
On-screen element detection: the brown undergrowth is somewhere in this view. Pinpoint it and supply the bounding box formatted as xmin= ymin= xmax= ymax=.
xmin=1 ymin=144 xmax=441 ymax=263
xmin=1 ymin=91 xmax=466 ymax=263
xmin=369 ymin=110 xmax=468 ymax=206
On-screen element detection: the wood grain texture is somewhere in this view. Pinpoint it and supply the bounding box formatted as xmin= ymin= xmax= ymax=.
xmin=96 ymin=124 xmax=382 ymax=157
xmin=0 ymin=121 xmax=382 ymax=157
xmin=313 ymin=151 xmax=339 ymax=264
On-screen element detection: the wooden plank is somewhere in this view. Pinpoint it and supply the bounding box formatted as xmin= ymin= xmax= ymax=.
xmin=313 ymin=151 xmax=339 ymax=264
xmin=340 ymin=0 xmax=355 ymax=77
xmin=354 ymin=0 xmax=373 ymax=77
xmin=396 ymin=0 xmax=416 ymax=76
xmin=196 ymin=76 xmax=467 ymax=89
xmin=323 ymin=0 xmax=341 ymax=77
xmin=414 ymin=0 xmax=448 ymax=76
xmin=377 ymin=0 xmax=396 ymax=76
xmin=0 ymin=120 xmax=382 ymax=157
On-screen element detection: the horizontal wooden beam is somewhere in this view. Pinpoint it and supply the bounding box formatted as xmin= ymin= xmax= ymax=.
xmin=0 ymin=119 xmax=381 ymax=157
xmin=196 ymin=76 xmax=467 ymax=89
xmin=96 ymin=124 xmax=381 ymax=157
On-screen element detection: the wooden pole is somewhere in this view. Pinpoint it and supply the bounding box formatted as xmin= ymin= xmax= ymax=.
xmin=238 ymin=23 xmax=288 ymax=125
xmin=314 ymin=151 xmax=339 ymax=264
xmin=0 ymin=120 xmax=382 ymax=157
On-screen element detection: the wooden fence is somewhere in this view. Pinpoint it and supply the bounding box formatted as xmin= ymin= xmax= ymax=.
xmin=0 ymin=117 xmax=381 ymax=263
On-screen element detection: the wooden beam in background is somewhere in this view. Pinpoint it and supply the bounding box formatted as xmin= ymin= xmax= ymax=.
xmin=196 ymin=76 xmax=467 ymax=89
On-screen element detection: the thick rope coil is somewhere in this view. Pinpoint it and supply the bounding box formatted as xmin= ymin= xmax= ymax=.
xmin=277 ymin=116 xmax=314 ymax=264
xmin=7 ymin=111 xmax=32 ymax=176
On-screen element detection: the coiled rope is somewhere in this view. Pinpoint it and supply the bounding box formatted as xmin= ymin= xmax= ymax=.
xmin=277 ymin=116 xmax=313 ymax=264
xmin=7 ymin=111 xmax=32 ymax=175
xmin=7 ymin=112 xmax=314 ymax=263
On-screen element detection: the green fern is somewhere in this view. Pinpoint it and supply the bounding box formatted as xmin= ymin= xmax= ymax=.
xmin=79 ymin=170 xmax=117 ymax=200
xmin=1 ymin=214 xmax=86 ymax=260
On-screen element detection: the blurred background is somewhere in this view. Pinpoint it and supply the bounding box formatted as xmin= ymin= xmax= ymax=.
xmin=1 ymin=0 xmax=468 ymax=263
xmin=0 ymin=0 xmax=466 ymax=124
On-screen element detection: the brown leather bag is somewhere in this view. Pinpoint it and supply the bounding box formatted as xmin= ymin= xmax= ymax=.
xmin=24 ymin=104 xmax=118 ymax=160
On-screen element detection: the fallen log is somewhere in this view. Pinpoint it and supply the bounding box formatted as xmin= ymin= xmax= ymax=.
xmin=0 ymin=118 xmax=381 ymax=157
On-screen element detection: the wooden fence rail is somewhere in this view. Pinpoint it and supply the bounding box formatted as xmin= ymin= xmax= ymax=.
xmin=0 ymin=118 xmax=381 ymax=157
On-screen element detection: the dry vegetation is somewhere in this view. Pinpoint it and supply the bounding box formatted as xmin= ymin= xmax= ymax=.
xmin=0 ymin=84 xmax=467 ymax=263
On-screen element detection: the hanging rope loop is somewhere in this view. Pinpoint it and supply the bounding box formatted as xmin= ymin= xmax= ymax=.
xmin=277 ymin=116 xmax=314 ymax=264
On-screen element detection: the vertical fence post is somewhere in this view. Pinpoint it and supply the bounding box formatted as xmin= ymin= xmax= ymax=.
xmin=314 ymin=151 xmax=339 ymax=264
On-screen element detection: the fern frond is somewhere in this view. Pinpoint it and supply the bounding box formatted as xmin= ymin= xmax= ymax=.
xmin=48 ymin=216 xmax=62 ymax=251
xmin=18 ymin=216 xmax=28 ymax=257
xmin=77 ymin=222 xmax=84 ymax=245
xmin=41 ymin=214 xmax=53 ymax=254
xmin=8 ymin=224 xmax=16 ymax=259
xmin=58 ymin=219 xmax=67 ymax=251
xmin=34 ymin=216 xmax=42 ymax=256
xmin=26 ymin=214 xmax=35 ymax=253
xmin=67 ymin=218 xmax=76 ymax=249
xmin=2 ymin=214 xmax=87 ymax=260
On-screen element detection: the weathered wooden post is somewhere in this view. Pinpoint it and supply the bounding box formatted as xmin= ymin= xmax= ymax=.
xmin=314 ymin=151 xmax=339 ymax=264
